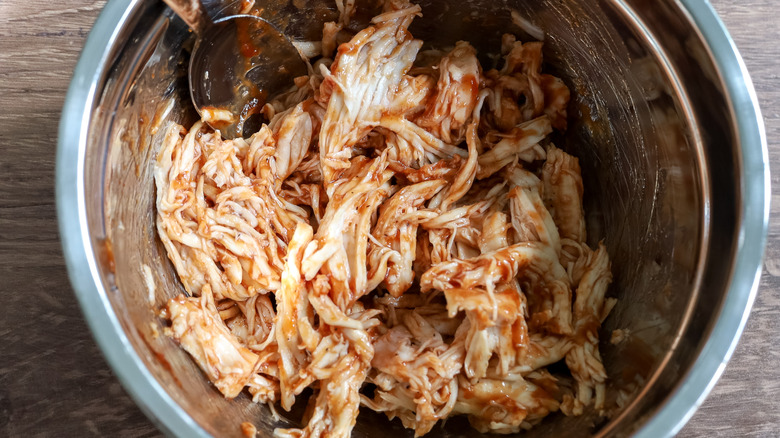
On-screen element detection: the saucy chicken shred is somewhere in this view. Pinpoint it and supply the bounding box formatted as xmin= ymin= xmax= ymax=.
xmin=155 ymin=1 xmax=614 ymax=436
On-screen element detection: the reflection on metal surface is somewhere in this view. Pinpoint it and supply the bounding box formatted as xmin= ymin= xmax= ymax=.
xmin=56 ymin=0 xmax=768 ymax=437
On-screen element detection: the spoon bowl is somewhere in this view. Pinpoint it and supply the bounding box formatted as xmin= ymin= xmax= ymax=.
xmin=190 ymin=15 xmax=308 ymax=139
xmin=163 ymin=0 xmax=307 ymax=138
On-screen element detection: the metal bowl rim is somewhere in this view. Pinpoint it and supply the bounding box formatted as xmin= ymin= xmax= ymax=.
xmin=55 ymin=0 xmax=769 ymax=436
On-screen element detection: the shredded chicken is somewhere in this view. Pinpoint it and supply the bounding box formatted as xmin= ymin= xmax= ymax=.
xmin=417 ymin=41 xmax=481 ymax=144
xmin=165 ymin=285 xmax=262 ymax=399
xmin=154 ymin=1 xmax=613 ymax=436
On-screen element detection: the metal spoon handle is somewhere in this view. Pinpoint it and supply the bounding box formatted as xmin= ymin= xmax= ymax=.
xmin=161 ymin=0 xmax=212 ymax=35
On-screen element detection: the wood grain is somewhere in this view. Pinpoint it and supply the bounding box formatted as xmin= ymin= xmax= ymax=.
xmin=0 ymin=0 xmax=777 ymax=436
xmin=0 ymin=1 xmax=159 ymax=436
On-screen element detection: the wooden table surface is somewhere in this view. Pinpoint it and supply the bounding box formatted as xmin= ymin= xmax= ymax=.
xmin=1 ymin=0 xmax=778 ymax=436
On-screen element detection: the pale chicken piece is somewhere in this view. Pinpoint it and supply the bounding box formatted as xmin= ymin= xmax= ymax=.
xmin=508 ymin=184 xmax=560 ymax=254
xmin=243 ymin=123 xmax=276 ymax=175
xmin=249 ymin=355 xmax=281 ymax=400
xmin=247 ymin=372 xmax=280 ymax=404
xmin=200 ymin=134 xmax=255 ymax=187
xmin=244 ymin=127 xmax=312 ymax=240
xmin=478 ymin=211 xmax=510 ymax=253
xmin=315 ymin=160 xmax=398 ymax=298
xmin=518 ymin=332 xmax=573 ymax=372
xmin=306 ymin=95 xmax=328 ymax=131
xmin=482 ymin=34 xmax=555 ymax=133
xmin=463 ymin=328 xmax=571 ymax=381
xmin=408 ymin=305 xmax=463 ymax=338
xmin=526 ymin=276 xmax=574 ymax=336
xmin=379 ymin=115 xmax=467 ymax=163
xmin=318 ymin=3 xmax=423 ymax=190
xmin=443 ymin=282 xmax=523 ymax=330
xmin=301 ymin=154 xmax=392 ymax=285
xmin=561 ymin=238 xmax=590 ymax=283
xmin=366 ymin=242 xmax=397 ymax=294
xmin=286 ymin=150 xmax=323 ymax=186
xmin=390 ymin=74 xmax=437 ymax=119
xmin=509 ymin=11 xmax=544 ymax=42
xmin=276 ymin=297 xmax=381 ymax=438
xmin=417 ymin=200 xmax=493 ymax=265
xmin=304 ymin=330 xmax=350 ymax=380
xmin=296 ymin=251 xmax=384 ymax=438
xmin=276 ymin=222 xmax=315 ymax=410
xmin=453 ymin=239 xmax=481 ymax=260
xmin=504 ymin=190 xmax=572 ymax=341
xmin=280 ymin=181 xmax=323 ymax=224
xmin=371 ymin=180 xmax=447 ymax=297
xmin=203 ymin=190 xmax=285 ymax=295
xmin=345 ymin=184 xmax=392 ymax=301
xmin=455 ymin=281 xmax=528 ymax=379
xmin=564 ymin=243 xmax=614 ymax=415
xmin=310 ymin=297 xmax=381 ymax=366
xmin=410 ymin=47 xmax=447 ymax=72
xmin=275 ymin=354 xmax=370 ymax=438
xmin=201 ymin=107 xmax=236 ymax=126
xmin=463 ymin=294 xmax=529 ymax=379
xmin=293 ymin=41 xmax=323 ymax=61
xmin=272 ymin=102 xmax=314 ymax=183
xmin=502 ymin=164 xmax=542 ymax=190
xmin=382 ymin=129 xmax=426 ymax=169
xmin=430 ymin=121 xmax=479 ymax=211
xmin=449 ymin=223 xmax=481 ymax=252
xmin=420 ymin=241 xmax=560 ymax=294
xmin=228 ymin=293 xmax=277 ymax=349
xmin=214 ymin=199 xmax=283 ymax=269
xmin=477 ymin=115 xmax=552 ymax=179
xmin=321 ymin=21 xmax=342 ymax=58
xmin=417 ymin=41 xmax=481 ymax=144
xmin=363 ymin=315 xmax=467 ymax=437
xmin=374 ymin=292 xmax=461 ymax=337
xmin=462 ymin=318 xmax=500 ymax=380
xmin=306 ymin=192 xmax=392 ymax=310
xmin=542 ymin=144 xmax=587 ymax=243
xmin=263 ymin=78 xmax=319 ymax=127
xmin=454 ymin=372 xmax=560 ymax=434
xmin=455 ymin=178 xmax=510 ymax=211
xmin=155 ymin=124 xmax=205 ymax=294
xmin=414 ymin=229 xmax=436 ymax=276
xmin=393 ymin=155 xmax=462 ymax=184
xmin=165 ymin=285 xmax=259 ymax=399
xmin=500 ymin=316 xmax=530 ymax=374
xmin=419 ymin=200 xmax=492 ymax=231
xmin=500 ymin=32 xmax=517 ymax=58
xmin=335 ymin=0 xmax=355 ymax=25
xmin=307 ymin=284 xmax=379 ymax=363
xmin=241 ymin=128 xmax=312 ymax=238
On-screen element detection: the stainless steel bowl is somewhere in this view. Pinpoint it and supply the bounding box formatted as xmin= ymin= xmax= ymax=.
xmin=57 ymin=0 xmax=769 ymax=436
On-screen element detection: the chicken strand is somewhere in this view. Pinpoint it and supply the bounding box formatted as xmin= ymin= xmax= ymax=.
xmin=155 ymin=1 xmax=613 ymax=436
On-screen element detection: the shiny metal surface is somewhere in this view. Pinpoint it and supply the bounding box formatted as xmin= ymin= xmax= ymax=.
xmin=56 ymin=0 xmax=769 ymax=437
xmin=189 ymin=14 xmax=307 ymax=139
xmin=161 ymin=0 xmax=307 ymax=139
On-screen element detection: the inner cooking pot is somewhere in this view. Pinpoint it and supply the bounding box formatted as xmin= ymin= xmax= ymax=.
xmin=56 ymin=0 xmax=769 ymax=436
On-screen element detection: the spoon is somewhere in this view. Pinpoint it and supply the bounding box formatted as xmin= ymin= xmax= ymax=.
xmin=162 ymin=0 xmax=308 ymax=139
